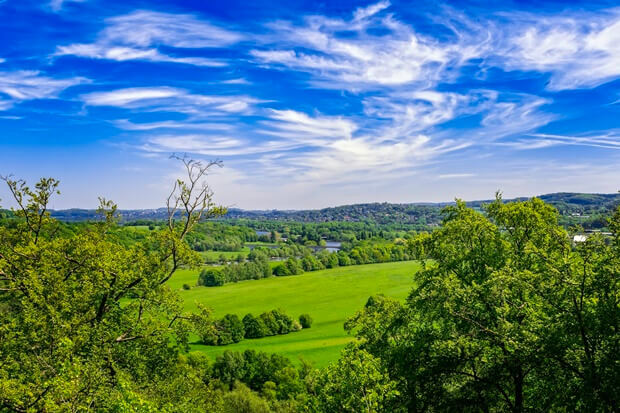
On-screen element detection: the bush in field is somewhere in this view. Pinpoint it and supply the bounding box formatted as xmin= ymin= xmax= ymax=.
xmin=243 ymin=313 xmax=269 ymax=339
xmin=182 ymin=283 xmax=191 ymax=290
xmin=299 ymin=314 xmax=313 ymax=329
xmin=259 ymin=311 xmax=279 ymax=336
xmin=273 ymin=257 xmax=304 ymax=276
xmin=217 ymin=314 xmax=245 ymax=345
xmin=198 ymin=268 xmax=225 ymax=286
xmin=285 ymin=257 xmax=304 ymax=275
xmin=272 ymin=263 xmax=289 ymax=276
xmin=271 ymin=309 xmax=294 ymax=334
xmin=291 ymin=319 xmax=302 ymax=332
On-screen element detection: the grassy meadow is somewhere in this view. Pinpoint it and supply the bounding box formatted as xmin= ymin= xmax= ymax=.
xmin=169 ymin=261 xmax=420 ymax=367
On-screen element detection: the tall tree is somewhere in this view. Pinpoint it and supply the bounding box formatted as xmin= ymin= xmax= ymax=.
xmin=0 ymin=157 xmax=225 ymax=411
xmin=346 ymin=197 xmax=619 ymax=412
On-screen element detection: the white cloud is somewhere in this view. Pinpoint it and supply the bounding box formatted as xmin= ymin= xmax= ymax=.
xmin=50 ymin=0 xmax=86 ymax=12
xmin=495 ymin=10 xmax=620 ymax=90
xmin=56 ymin=10 xmax=242 ymax=66
xmin=56 ymin=44 xmax=224 ymax=67
xmin=249 ymin=2 xmax=493 ymax=91
xmin=503 ymin=132 xmax=620 ymax=150
xmin=254 ymin=108 xmax=471 ymax=184
xmin=0 ymin=70 xmax=88 ymax=108
xmin=140 ymin=134 xmax=299 ymax=157
xmin=353 ymin=1 xmax=391 ymax=22
xmin=221 ymin=78 xmax=250 ymax=85
xmin=114 ymin=119 xmax=234 ymax=131
xmin=81 ymin=86 xmax=260 ymax=115
xmin=252 ymin=5 xmax=620 ymax=93
xmin=64 ymin=3 xmax=620 ymax=205
xmin=81 ymin=87 xmax=182 ymax=106
xmin=438 ymin=173 xmax=475 ymax=179
xmin=479 ymin=96 xmax=555 ymax=139
xmin=260 ymin=109 xmax=357 ymax=144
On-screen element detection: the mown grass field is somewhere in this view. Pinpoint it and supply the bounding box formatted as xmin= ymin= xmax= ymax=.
xmin=198 ymin=248 xmax=250 ymax=261
xmin=169 ymin=261 xmax=420 ymax=367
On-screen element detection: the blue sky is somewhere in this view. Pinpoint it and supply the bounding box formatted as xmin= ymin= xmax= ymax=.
xmin=0 ymin=0 xmax=619 ymax=209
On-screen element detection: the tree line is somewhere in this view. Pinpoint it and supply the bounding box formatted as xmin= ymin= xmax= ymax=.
xmin=197 ymin=242 xmax=412 ymax=286
xmin=191 ymin=306 xmax=312 ymax=346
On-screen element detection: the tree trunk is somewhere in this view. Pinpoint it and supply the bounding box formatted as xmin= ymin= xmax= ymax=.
xmin=513 ymin=367 xmax=524 ymax=413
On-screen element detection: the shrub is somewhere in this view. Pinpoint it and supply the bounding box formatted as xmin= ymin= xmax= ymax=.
xmin=198 ymin=268 xmax=225 ymax=286
xmin=299 ymin=314 xmax=313 ymax=329
xmin=243 ymin=313 xmax=269 ymax=339
xmin=291 ymin=319 xmax=302 ymax=331
xmin=259 ymin=311 xmax=279 ymax=336
xmin=272 ymin=263 xmax=290 ymax=277
xmin=218 ymin=314 xmax=245 ymax=345
xmin=182 ymin=283 xmax=191 ymax=290
xmin=271 ymin=309 xmax=294 ymax=334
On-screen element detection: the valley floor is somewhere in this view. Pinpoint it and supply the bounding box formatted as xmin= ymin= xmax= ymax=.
xmin=170 ymin=261 xmax=421 ymax=367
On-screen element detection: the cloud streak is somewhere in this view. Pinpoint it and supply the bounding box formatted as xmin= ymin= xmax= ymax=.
xmin=0 ymin=70 xmax=88 ymax=109
xmin=56 ymin=10 xmax=243 ymax=66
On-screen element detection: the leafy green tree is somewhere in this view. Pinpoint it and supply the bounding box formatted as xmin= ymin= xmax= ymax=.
xmin=221 ymin=383 xmax=271 ymax=413
xmin=346 ymin=197 xmax=619 ymax=412
xmin=213 ymin=351 xmax=247 ymax=390
xmin=274 ymin=367 xmax=304 ymax=400
xmin=243 ymin=313 xmax=268 ymax=339
xmin=220 ymin=314 xmax=245 ymax=344
xmin=259 ymin=311 xmax=279 ymax=336
xmin=308 ymin=346 xmax=399 ymax=412
xmin=272 ymin=263 xmax=290 ymax=276
xmin=326 ymin=253 xmax=340 ymax=268
xmin=0 ymin=157 xmax=226 ymax=411
xmin=198 ymin=268 xmax=225 ymax=286
xmin=284 ymin=257 xmax=303 ymax=275
xmin=271 ymin=309 xmax=294 ymax=334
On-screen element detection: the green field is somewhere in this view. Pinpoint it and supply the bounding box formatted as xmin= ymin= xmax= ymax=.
xmin=169 ymin=261 xmax=420 ymax=367
xmin=198 ymin=248 xmax=250 ymax=261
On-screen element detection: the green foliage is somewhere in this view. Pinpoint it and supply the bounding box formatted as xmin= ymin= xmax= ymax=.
xmin=211 ymin=349 xmax=308 ymax=406
xmin=198 ymin=268 xmax=226 ymax=286
xmin=196 ymin=309 xmax=301 ymax=345
xmin=217 ymin=314 xmax=245 ymax=345
xmin=345 ymin=197 xmax=620 ymax=412
xmin=0 ymin=166 xmax=225 ymax=411
xmin=273 ymin=257 xmax=304 ymax=277
xmin=299 ymin=314 xmax=313 ymax=329
xmin=243 ymin=313 xmax=269 ymax=339
xmin=307 ymin=346 xmax=399 ymax=412
xmin=220 ymin=383 xmax=271 ymax=413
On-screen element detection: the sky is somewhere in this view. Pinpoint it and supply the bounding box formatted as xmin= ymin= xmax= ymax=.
xmin=0 ymin=0 xmax=619 ymax=210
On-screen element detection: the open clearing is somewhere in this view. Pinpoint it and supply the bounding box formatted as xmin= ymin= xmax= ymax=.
xmin=170 ymin=261 xmax=421 ymax=367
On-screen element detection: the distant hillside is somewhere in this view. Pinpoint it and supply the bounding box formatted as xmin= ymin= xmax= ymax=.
xmin=34 ymin=192 xmax=619 ymax=227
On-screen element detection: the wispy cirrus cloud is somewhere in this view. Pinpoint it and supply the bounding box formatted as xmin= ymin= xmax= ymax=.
xmin=249 ymin=2 xmax=489 ymax=91
xmin=259 ymin=109 xmax=357 ymax=143
xmin=0 ymin=70 xmax=88 ymax=109
xmin=495 ymin=9 xmax=620 ymax=90
xmin=56 ymin=10 xmax=243 ymax=66
xmin=140 ymin=134 xmax=299 ymax=157
xmin=50 ymin=0 xmax=86 ymax=12
xmin=114 ymin=119 xmax=235 ymax=132
xmin=81 ymin=86 xmax=260 ymax=115
xmin=503 ymin=132 xmax=620 ymax=150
